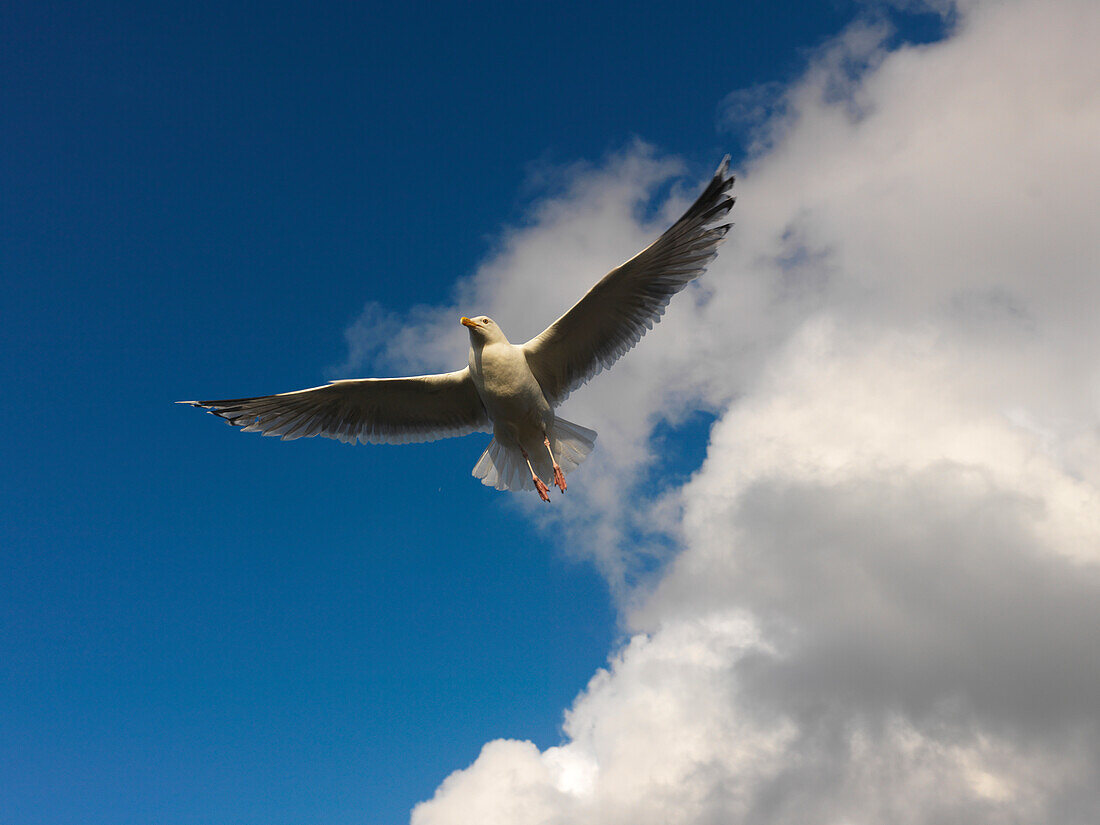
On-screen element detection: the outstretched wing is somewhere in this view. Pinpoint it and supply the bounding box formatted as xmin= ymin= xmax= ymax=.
xmin=522 ymin=157 xmax=735 ymax=405
xmin=181 ymin=368 xmax=490 ymax=445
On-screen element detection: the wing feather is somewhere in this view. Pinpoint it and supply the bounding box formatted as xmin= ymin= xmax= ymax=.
xmin=181 ymin=368 xmax=490 ymax=445
xmin=522 ymin=157 xmax=734 ymax=404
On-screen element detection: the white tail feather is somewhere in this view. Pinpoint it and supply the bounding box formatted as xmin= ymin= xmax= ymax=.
xmin=472 ymin=417 xmax=597 ymax=492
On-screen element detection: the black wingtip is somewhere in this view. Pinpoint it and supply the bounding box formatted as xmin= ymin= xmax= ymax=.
xmin=712 ymin=156 xmax=735 ymax=197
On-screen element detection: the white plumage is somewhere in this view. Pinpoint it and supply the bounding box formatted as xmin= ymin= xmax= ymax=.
xmin=181 ymin=158 xmax=735 ymax=500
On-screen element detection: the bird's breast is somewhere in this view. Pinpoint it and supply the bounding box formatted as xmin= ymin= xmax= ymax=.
xmin=469 ymin=343 xmax=549 ymax=422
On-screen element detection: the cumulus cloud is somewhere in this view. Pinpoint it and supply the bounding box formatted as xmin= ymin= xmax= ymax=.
xmin=341 ymin=0 xmax=1100 ymax=820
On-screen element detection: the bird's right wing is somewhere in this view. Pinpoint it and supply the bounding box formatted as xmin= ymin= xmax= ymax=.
xmin=522 ymin=157 xmax=734 ymax=405
xmin=181 ymin=368 xmax=490 ymax=445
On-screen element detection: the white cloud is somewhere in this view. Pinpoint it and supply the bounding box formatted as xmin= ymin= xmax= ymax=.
xmin=371 ymin=0 xmax=1100 ymax=821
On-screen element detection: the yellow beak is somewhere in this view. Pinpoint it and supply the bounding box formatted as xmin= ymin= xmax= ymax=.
xmin=460 ymin=317 xmax=477 ymax=328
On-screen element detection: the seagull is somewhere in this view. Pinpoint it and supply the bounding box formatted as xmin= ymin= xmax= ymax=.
xmin=181 ymin=157 xmax=735 ymax=501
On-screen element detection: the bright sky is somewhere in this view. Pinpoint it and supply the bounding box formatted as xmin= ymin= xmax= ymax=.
xmin=4 ymin=2 xmax=1100 ymax=824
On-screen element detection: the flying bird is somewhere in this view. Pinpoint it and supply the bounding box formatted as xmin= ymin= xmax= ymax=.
xmin=182 ymin=158 xmax=735 ymax=501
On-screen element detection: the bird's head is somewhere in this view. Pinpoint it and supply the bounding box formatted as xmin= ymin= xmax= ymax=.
xmin=460 ymin=315 xmax=508 ymax=345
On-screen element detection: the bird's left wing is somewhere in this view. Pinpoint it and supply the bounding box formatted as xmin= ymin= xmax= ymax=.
xmin=522 ymin=157 xmax=734 ymax=405
xmin=181 ymin=368 xmax=490 ymax=445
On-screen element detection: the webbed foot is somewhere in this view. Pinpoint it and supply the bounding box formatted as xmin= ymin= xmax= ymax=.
xmin=533 ymin=476 xmax=551 ymax=502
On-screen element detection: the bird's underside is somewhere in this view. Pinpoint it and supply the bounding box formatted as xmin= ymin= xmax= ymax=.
xmin=182 ymin=157 xmax=735 ymax=500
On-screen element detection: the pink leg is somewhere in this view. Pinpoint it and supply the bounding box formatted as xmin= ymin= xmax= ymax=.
xmin=544 ymin=436 xmax=566 ymax=493
xmin=522 ymin=449 xmax=551 ymax=502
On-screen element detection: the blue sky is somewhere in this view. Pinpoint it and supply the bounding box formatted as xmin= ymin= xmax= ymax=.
xmin=8 ymin=2 xmax=1100 ymax=824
